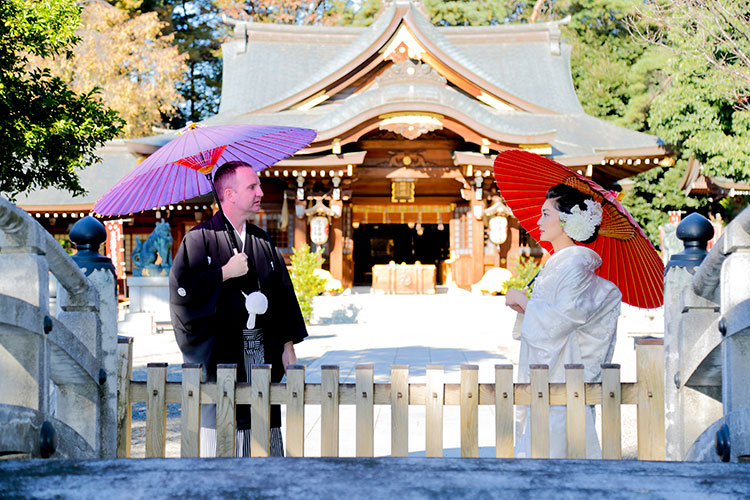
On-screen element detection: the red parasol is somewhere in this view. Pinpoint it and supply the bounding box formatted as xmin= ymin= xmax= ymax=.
xmin=493 ymin=149 xmax=664 ymax=309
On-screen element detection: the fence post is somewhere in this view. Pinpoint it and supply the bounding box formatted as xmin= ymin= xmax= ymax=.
xmin=636 ymin=338 xmax=665 ymax=460
xmin=390 ymin=365 xmax=409 ymax=457
xmin=250 ymin=365 xmax=271 ymax=457
xmin=216 ymin=364 xmax=237 ymax=458
xmin=495 ymin=365 xmax=514 ymax=458
xmin=321 ymin=365 xmax=340 ymax=457
xmin=530 ymin=364 xmax=550 ymax=459
xmin=425 ymin=365 xmax=444 ymax=457
xmin=145 ymin=363 xmax=167 ymax=458
xmin=356 ymin=364 xmax=374 ymax=457
xmin=460 ymin=364 xmax=478 ymax=458
xmin=565 ymin=364 xmax=585 ymax=459
xmin=116 ymin=337 xmax=133 ymax=458
xmin=601 ymin=363 xmax=622 ymax=459
xmin=181 ymin=363 xmax=202 ymax=458
xmin=286 ymin=365 xmax=305 ymax=457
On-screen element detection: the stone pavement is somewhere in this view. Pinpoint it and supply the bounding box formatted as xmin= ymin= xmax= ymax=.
xmin=5 ymin=457 xmax=749 ymax=500
xmin=128 ymin=286 xmax=663 ymax=458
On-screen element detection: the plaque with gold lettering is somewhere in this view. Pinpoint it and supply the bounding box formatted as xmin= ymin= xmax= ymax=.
xmin=391 ymin=179 xmax=415 ymax=203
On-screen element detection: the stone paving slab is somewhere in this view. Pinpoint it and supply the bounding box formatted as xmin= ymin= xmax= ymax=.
xmin=2 ymin=458 xmax=748 ymax=500
xmin=125 ymin=287 xmax=662 ymax=459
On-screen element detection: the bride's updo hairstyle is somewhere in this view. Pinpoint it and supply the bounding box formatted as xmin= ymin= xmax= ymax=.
xmin=546 ymin=184 xmax=600 ymax=244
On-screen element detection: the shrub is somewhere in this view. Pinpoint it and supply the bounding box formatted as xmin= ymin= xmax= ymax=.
xmin=290 ymin=244 xmax=327 ymax=323
xmin=501 ymin=257 xmax=543 ymax=297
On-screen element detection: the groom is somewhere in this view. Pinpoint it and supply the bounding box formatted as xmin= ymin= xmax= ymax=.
xmin=169 ymin=160 xmax=307 ymax=456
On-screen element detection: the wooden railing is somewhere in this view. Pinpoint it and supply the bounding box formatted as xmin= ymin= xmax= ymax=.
xmin=117 ymin=337 xmax=664 ymax=460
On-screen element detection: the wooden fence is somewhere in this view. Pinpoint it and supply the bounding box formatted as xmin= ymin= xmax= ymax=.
xmin=117 ymin=337 xmax=664 ymax=460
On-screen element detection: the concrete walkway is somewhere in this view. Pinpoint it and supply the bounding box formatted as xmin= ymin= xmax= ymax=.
xmin=127 ymin=286 xmax=663 ymax=458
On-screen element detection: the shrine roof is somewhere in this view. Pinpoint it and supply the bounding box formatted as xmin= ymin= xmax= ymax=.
xmin=16 ymin=140 xmax=138 ymax=211
xmin=141 ymin=104 xmax=663 ymax=166
xmin=219 ymin=2 xmax=581 ymax=116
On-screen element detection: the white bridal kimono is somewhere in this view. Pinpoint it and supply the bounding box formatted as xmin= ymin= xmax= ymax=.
xmin=513 ymin=245 xmax=621 ymax=458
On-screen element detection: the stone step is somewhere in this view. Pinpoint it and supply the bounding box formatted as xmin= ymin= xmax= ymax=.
xmin=1 ymin=457 xmax=749 ymax=499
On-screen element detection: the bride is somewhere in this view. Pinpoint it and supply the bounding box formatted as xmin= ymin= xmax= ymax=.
xmin=504 ymin=184 xmax=622 ymax=459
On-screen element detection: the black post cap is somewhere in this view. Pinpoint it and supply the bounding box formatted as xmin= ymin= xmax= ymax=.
xmin=666 ymin=212 xmax=714 ymax=273
xmin=69 ymin=216 xmax=116 ymax=278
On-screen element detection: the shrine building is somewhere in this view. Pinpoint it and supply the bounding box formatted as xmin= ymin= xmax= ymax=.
xmin=19 ymin=0 xmax=667 ymax=291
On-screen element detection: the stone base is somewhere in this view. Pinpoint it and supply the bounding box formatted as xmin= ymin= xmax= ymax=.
xmin=117 ymin=312 xmax=154 ymax=336
xmin=126 ymin=276 xmax=170 ymax=323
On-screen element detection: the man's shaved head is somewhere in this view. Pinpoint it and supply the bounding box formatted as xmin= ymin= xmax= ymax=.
xmin=213 ymin=161 xmax=254 ymax=202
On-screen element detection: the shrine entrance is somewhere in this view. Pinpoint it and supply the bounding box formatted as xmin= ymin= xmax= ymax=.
xmin=352 ymin=223 xmax=449 ymax=286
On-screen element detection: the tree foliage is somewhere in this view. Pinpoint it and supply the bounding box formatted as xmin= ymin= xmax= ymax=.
xmin=42 ymin=0 xmax=187 ymax=137
xmin=636 ymin=1 xmax=750 ymax=183
xmin=0 ymin=0 xmax=123 ymax=200
xmin=424 ymin=0 xmax=520 ymax=26
xmin=108 ymin=0 xmax=224 ymax=127
xmin=616 ymin=0 xmax=750 ymax=240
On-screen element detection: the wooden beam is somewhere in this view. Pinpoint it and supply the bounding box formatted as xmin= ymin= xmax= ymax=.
xmin=357 ymin=139 xmax=463 ymax=150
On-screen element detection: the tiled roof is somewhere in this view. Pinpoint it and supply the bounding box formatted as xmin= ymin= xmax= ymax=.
xmin=219 ymin=2 xmax=582 ymax=115
xmin=16 ymin=141 xmax=138 ymax=208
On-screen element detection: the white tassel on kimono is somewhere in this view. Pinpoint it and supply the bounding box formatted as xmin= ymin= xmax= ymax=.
xmin=242 ymin=291 xmax=268 ymax=329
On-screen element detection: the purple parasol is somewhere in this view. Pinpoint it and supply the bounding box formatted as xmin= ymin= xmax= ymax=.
xmin=93 ymin=124 xmax=317 ymax=216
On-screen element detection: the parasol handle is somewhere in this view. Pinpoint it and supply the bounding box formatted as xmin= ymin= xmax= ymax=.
xmin=526 ymin=271 xmax=540 ymax=288
xmin=206 ymin=173 xmax=242 ymax=254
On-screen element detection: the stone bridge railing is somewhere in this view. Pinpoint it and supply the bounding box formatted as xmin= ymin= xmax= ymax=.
xmin=0 ymin=198 xmax=117 ymax=458
xmin=664 ymin=206 xmax=750 ymax=462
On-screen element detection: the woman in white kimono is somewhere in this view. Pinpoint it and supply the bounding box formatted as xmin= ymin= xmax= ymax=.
xmin=505 ymin=184 xmax=622 ymax=458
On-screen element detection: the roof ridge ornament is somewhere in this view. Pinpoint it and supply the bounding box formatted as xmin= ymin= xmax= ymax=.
xmin=375 ymin=60 xmax=446 ymax=87
xmin=377 ymin=0 xmax=429 ymax=18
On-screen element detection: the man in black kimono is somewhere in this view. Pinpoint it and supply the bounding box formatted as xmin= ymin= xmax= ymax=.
xmin=170 ymin=160 xmax=307 ymax=457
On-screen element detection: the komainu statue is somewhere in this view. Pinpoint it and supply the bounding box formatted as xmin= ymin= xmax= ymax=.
xmin=132 ymin=220 xmax=173 ymax=276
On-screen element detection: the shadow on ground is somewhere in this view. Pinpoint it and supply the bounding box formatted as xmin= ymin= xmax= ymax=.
xmin=314 ymin=304 xmax=362 ymax=325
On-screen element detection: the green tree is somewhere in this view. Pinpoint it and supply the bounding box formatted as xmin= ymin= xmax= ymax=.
xmin=112 ymin=0 xmax=225 ymax=127
xmin=290 ymin=244 xmax=327 ymax=323
xmin=619 ymin=0 xmax=750 ymax=240
xmin=424 ymin=0 xmax=520 ymax=26
xmin=0 ymin=0 xmax=123 ymax=200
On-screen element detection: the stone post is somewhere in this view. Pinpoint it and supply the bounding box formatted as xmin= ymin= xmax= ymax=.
xmin=664 ymin=213 xmax=723 ymax=460
xmin=718 ymin=213 xmax=750 ymax=415
xmin=62 ymin=216 xmax=118 ymax=458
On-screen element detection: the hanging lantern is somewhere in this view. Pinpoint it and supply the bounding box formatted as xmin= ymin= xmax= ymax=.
xmin=488 ymin=215 xmax=508 ymax=245
xmin=310 ymin=215 xmax=330 ymax=245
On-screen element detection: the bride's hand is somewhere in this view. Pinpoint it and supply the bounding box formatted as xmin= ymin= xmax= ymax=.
xmin=505 ymin=288 xmax=529 ymax=314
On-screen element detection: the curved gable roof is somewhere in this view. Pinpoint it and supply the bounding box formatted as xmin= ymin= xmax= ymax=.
xmin=219 ymin=2 xmax=584 ymax=116
xmin=219 ymin=6 xmax=394 ymax=116
xmin=439 ymin=23 xmax=583 ymax=114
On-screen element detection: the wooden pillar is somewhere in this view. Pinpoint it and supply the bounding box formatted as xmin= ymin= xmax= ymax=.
xmin=470 ymin=200 xmax=484 ymax=285
xmin=294 ymin=201 xmax=306 ymax=251
xmin=330 ymin=213 xmax=343 ymax=285
xmin=506 ymin=218 xmax=521 ymax=273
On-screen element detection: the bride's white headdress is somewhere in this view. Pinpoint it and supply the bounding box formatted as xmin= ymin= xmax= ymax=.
xmin=558 ymin=199 xmax=602 ymax=242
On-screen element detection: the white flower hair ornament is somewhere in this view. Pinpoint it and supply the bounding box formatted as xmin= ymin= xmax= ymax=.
xmin=558 ymin=199 xmax=603 ymax=242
